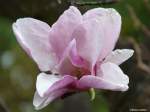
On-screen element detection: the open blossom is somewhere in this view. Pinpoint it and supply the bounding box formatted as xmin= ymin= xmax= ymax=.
xmin=12 ymin=6 xmax=134 ymax=110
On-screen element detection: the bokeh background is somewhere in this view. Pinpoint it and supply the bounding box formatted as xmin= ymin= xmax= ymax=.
xmin=0 ymin=0 xmax=150 ymax=112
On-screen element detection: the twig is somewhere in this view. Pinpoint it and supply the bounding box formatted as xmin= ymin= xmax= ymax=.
xmin=69 ymin=0 xmax=118 ymax=6
xmin=128 ymin=37 xmax=150 ymax=74
xmin=0 ymin=100 xmax=9 ymax=112
xmin=127 ymin=4 xmax=150 ymax=38
xmin=143 ymin=0 xmax=150 ymax=13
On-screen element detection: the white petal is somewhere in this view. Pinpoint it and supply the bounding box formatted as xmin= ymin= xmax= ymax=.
xmin=78 ymin=63 xmax=129 ymax=91
xmin=49 ymin=6 xmax=82 ymax=60
xmin=12 ymin=18 xmax=57 ymax=71
xmin=36 ymin=73 xmax=76 ymax=97
xmin=83 ymin=8 xmax=122 ymax=60
xmin=99 ymin=62 xmax=129 ymax=91
xmin=36 ymin=73 xmax=61 ymax=97
xmin=33 ymin=91 xmax=47 ymax=110
xmin=101 ymin=62 xmax=129 ymax=87
xmin=33 ymin=89 xmax=68 ymax=110
xmin=104 ymin=49 xmax=134 ymax=65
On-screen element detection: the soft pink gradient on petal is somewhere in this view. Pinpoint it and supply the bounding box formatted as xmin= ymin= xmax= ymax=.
xmin=57 ymin=57 xmax=77 ymax=75
xmin=78 ymin=62 xmax=129 ymax=91
xmin=72 ymin=19 xmax=104 ymax=74
xmin=104 ymin=49 xmax=134 ymax=65
xmin=49 ymin=6 xmax=82 ymax=60
xmin=83 ymin=8 xmax=121 ymax=61
xmin=69 ymin=39 xmax=88 ymax=68
xmin=12 ymin=18 xmax=57 ymax=71
xmin=56 ymin=39 xmax=88 ymax=75
xmin=56 ymin=39 xmax=79 ymax=75
xmin=36 ymin=73 xmax=76 ymax=97
xmin=33 ymin=89 xmax=68 ymax=110
xmin=45 ymin=75 xmax=77 ymax=95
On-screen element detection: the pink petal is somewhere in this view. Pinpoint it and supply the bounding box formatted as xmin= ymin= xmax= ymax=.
xmin=72 ymin=19 xmax=104 ymax=73
xmin=12 ymin=18 xmax=57 ymax=71
xmin=36 ymin=73 xmax=76 ymax=97
xmin=83 ymin=8 xmax=122 ymax=60
xmin=49 ymin=6 xmax=82 ymax=60
xmin=104 ymin=49 xmax=134 ymax=65
xmin=33 ymin=89 xmax=68 ymax=110
xmin=56 ymin=39 xmax=79 ymax=75
xmin=69 ymin=39 xmax=88 ymax=68
xmin=57 ymin=39 xmax=88 ymax=75
xmin=57 ymin=57 xmax=77 ymax=75
xmin=78 ymin=62 xmax=129 ymax=91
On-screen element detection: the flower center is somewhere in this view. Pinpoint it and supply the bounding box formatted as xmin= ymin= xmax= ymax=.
xmin=71 ymin=67 xmax=90 ymax=79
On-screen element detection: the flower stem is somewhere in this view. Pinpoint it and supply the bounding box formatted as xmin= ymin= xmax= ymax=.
xmin=89 ymin=88 xmax=96 ymax=101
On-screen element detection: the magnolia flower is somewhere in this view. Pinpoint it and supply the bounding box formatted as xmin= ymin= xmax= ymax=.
xmin=12 ymin=6 xmax=134 ymax=110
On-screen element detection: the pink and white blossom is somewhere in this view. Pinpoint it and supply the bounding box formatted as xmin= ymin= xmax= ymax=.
xmin=12 ymin=6 xmax=134 ymax=110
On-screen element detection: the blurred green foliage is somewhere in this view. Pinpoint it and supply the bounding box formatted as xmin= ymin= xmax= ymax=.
xmin=0 ymin=18 xmax=14 ymax=51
